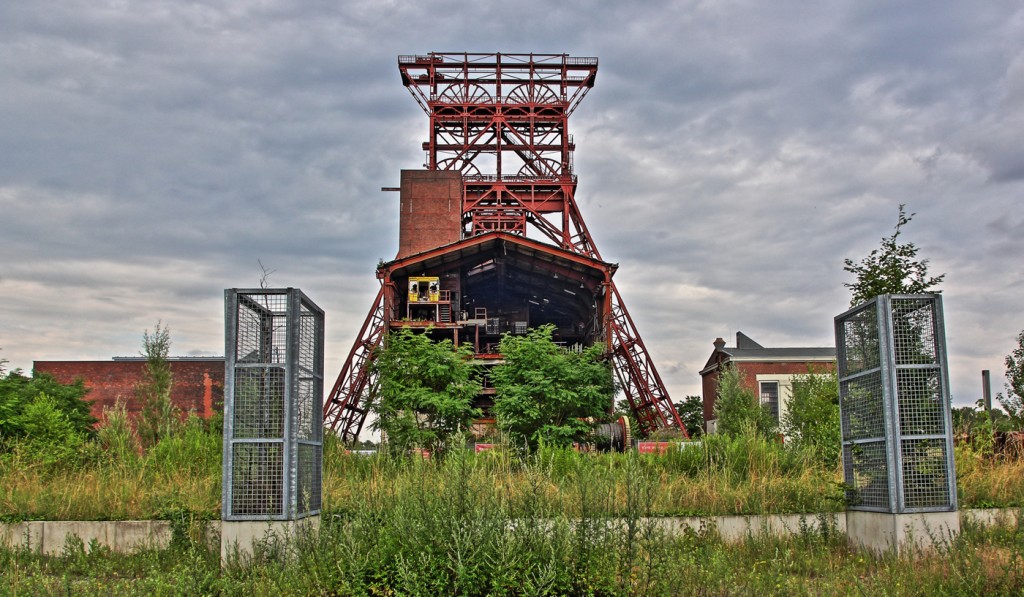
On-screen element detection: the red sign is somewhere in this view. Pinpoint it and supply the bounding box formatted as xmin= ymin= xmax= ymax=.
xmin=637 ymin=441 xmax=673 ymax=454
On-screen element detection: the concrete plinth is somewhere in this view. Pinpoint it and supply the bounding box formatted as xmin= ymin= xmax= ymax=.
xmin=220 ymin=516 xmax=319 ymax=565
xmin=846 ymin=510 xmax=959 ymax=555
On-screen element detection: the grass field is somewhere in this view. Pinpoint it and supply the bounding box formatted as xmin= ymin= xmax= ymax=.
xmin=3 ymin=428 xmax=1024 ymax=521
xmin=3 ymin=428 xmax=1024 ymax=593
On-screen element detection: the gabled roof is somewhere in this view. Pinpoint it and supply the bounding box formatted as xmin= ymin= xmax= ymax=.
xmin=700 ymin=331 xmax=835 ymax=375
xmin=379 ymin=232 xmax=616 ymax=322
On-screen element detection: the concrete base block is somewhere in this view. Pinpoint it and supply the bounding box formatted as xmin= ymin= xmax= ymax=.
xmin=846 ymin=510 xmax=960 ymax=555
xmin=220 ymin=516 xmax=320 ymax=566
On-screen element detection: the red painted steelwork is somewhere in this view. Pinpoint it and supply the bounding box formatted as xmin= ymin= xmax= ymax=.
xmin=399 ymin=53 xmax=597 ymax=253
xmin=323 ymin=286 xmax=385 ymax=441
xmin=324 ymin=53 xmax=685 ymax=440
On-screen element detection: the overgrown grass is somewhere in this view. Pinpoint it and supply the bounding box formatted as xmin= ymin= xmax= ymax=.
xmin=3 ymin=426 xmax=1024 ymax=522
xmin=2 ymin=476 xmax=1023 ymax=595
xmin=0 ymin=417 xmax=220 ymax=521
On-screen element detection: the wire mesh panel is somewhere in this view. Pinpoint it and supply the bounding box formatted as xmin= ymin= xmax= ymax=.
xmin=901 ymin=438 xmax=951 ymax=509
xmin=842 ymin=441 xmax=890 ymax=509
xmin=835 ymin=294 xmax=956 ymax=514
xmin=230 ymin=442 xmax=284 ymax=516
xmin=223 ymin=288 xmax=325 ymax=521
xmin=835 ymin=301 xmax=893 ymax=510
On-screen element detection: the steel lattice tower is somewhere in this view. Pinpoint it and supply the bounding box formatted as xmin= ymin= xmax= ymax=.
xmin=323 ymin=53 xmax=685 ymax=441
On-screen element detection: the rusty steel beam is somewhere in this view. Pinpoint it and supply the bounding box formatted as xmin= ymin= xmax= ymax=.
xmin=322 ymin=286 xmax=385 ymax=442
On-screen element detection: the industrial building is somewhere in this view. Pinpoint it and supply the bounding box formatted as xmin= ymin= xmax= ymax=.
xmin=323 ymin=53 xmax=685 ymax=441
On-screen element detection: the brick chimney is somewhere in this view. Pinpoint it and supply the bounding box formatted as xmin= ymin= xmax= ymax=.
xmin=713 ymin=337 xmax=726 ymax=351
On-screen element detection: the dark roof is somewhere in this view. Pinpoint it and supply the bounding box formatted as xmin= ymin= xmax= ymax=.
xmin=700 ymin=331 xmax=835 ymax=375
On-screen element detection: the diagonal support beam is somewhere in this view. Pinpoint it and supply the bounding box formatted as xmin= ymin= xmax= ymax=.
xmin=322 ymin=287 xmax=385 ymax=443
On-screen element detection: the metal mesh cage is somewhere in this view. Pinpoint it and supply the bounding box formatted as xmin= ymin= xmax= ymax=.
xmin=896 ymin=369 xmax=944 ymax=436
xmin=224 ymin=289 xmax=324 ymax=521
xmin=837 ymin=304 xmax=880 ymax=377
xmin=230 ymin=442 xmax=284 ymax=516
xmin=840 ymin=373 xmax=885 ymax=441
xmin=842 ymin=441 xmax=890 ymax=509
xmin=901 ymin=438 xmax=951 ymax=509
xmin=297 ymin=443 xmax=322 ymax=513
xmin=891 ymin=298 xmax=938 ymax=366
xmin=232 ymin=366 xmax=285 ymax=439
xmin=835 ymin=294 xmax=956 ymax=513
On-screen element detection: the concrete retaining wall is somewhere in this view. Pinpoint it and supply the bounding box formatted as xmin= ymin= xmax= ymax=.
xmin=1 ymin=509 xmax=1018 ymax=555
xmin=0 ymin=520 xmax=173 ymax=555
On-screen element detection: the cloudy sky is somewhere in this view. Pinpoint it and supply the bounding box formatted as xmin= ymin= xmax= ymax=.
xmin=2 ymin=1 xmax=1022 ymax=418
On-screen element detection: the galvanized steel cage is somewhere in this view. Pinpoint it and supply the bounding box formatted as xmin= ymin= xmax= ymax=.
xmin=223 ymin=288 xmax=324 ymax=520
xmin=835 ymin=294 xmax=956 ymax=513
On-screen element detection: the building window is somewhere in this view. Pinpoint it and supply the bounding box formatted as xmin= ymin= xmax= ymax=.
xmin=760 ymin=381 xmax=779 ymax=421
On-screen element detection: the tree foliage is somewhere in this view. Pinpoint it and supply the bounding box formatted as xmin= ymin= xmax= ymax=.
xmin=136 ymin=322 xmax=180 ymax=449
xmin=713 ymin=364 xmax=776 ymax=439
xmin=0 ymin=370 xmax=95 ymax=440
xmin=674 ymin=395 xmax=705 ymax=438
xmin=843 ymin=204 xmax=945 ymax=306
xmin=998 ymin=329 xmax=1024 ymax=430
xmin=370 ymin=328 xmax=481 ymax=457
xmin=780 ymin=369 xmax=840 ymax=465
xmin=491 ymin=325 xmax=614 ymax=450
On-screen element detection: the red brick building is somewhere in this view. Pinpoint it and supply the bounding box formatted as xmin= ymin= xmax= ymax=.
xmin=700 ymin=332 xmax=835 ymax=434
xmin=33 ymin=357 xmax=224 ymax=424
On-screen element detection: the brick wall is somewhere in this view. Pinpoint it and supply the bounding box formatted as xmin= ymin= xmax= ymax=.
xmin=701 ymin=359 xmax=835 ymax=428
xmin=33 ymin=359 xmax=224 ymax=424
xmin=397 ymin=169 xmax=462 ymax=258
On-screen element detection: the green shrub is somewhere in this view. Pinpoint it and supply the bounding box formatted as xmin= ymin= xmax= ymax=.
xmin=0 ymin=370 xmax=95 ymax=439
xmin=145 ymin=415 xmax=221 ymax=477
xmin=781 ymin=368 xmax=841 ymax=467
xmin=713 ymin=364 xmax=777 ymax=439
xmin=3 ymin=393 xmax=89 ymax=472
xmin=96 ymin=400 xmax=140 ymax=465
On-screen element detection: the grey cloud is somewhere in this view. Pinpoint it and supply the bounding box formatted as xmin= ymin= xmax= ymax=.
xmin=1 ymin=0 xmax=1023 ymax=411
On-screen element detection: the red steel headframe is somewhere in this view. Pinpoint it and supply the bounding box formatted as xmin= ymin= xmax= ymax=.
xmin=323 ymin=53 xmax=685 ymax=440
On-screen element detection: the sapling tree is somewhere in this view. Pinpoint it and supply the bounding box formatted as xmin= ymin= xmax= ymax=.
xmin=713 ymin=364 xmax=777 ymax=439
xmin=370 ymin=328 xmax=481 ymax=457
xmin=136 ymin=322 xmax=180 ymax=449
xmin=843 ymin=204 xmax=945 ymax=306
xmin=491 ymin=325 xmax=613 ymax=450
xmin=998 ymin=329 xmax=1024 ymax=431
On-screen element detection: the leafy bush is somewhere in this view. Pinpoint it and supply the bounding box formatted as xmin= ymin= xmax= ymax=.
xmin=146 ymin=414 xmax=221 ymax=478
xmin=0 ymin=370 xmax=95 ymax=439
xmin=96 ymin=400 xmax=140 ymax=465
xmin=3 ymin=392 xmax=89 ymax=472
xmin=781 ymin=368 xmax=840 ymax=466
xmin=491 ymin=325 xmax=614 ymax=449
xmin=713 ymin=364 xmax=777 ymax=439
xmin=370 ymin=328 xmax=481 ymax=458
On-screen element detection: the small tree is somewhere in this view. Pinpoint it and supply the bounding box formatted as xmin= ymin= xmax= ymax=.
xmin=0 ymin=370 xmax=95 ymax=440
xmin=9 ymin=392 xmax=89 ymax=470
xmin=713 ymin=364 xmax=776 ymax=438
xmin=674 ymin=395 xmax=705 ymax=438
xmin=491 ymin=325 xmax=614 ymax=450
xmin=998 ymin=330 xmax=1024 ymax=430
xmin=843 ymin=204 xmax=945 ymax=306
xmin=370 ymin=328 xmax=480 ymax=457
xmin=136 ymin=322 xmax=180 ymax=449
xmin=781 ymin=368 xmax=840 ymax=465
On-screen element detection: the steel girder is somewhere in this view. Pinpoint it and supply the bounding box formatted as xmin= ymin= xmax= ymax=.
xmin=322 ymin=287 xmax=385 ymax=442
xmin=323 ymin=53 xmax=686 ymax=440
